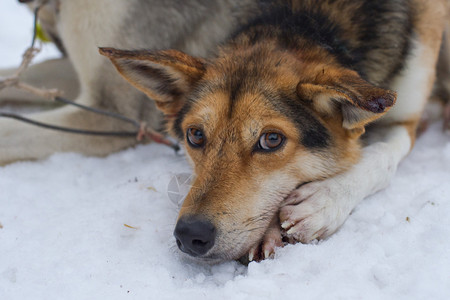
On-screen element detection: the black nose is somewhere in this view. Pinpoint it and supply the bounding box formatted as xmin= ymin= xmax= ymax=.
xmin=174 ymin=216 xmax=216 ymax=257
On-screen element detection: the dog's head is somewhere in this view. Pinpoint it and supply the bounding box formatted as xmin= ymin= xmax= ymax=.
xmin=100 ymin=45 xmax=395 ymax=262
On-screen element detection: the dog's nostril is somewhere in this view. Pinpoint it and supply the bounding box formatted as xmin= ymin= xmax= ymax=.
xmin=192 ymin=239 xmax=209 ymax=247
xmin=174 ymin=216 xmax=216 ymax=257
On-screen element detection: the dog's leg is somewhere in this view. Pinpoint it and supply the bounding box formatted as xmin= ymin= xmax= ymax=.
xmin=0 ymin=58 xmax=79 ymax=105
xmin=0 ymin=104 xmax=140 ymax=165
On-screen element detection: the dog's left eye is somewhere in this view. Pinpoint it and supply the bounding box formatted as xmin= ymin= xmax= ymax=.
xmin=257 ymin=132 xmax=285 ymax=152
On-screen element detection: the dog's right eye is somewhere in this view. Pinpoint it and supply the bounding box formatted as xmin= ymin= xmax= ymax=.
xmin=255 ymin=132 xmax=285 ymax=152
xmin=186 ymin=127 xmax=205 ymax=148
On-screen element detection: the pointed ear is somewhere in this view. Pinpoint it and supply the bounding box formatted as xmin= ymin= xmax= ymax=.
xmin=297 ymin=70 xmax=396 ymax=131
xmin=99 ymin=47 xmax=206 ymax=115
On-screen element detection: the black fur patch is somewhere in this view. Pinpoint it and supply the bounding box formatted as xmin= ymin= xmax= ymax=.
xmin=353 ymin=0 xmax=413 ymax=84
xmin=231 ymin=0 xmax=414 ymax=84
xmin=172 ymin=81 xmax=216 ymax=140
xmin=265 ymin=90 xmax=330 ymax=149
xmin=232 ymin=4 xmax=360 ymax=69
xmin=173 ymin=99 xmax=193 ymax=140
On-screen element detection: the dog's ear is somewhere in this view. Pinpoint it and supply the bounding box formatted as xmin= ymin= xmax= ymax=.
xmin=297 ymin=69 xmax=396 ymax=134
xmin=99 ymin=47 xmax=206 ymax=115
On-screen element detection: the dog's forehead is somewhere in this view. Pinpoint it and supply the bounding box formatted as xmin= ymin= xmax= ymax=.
xmin=185 ymin=84 xmax=280 ymax=134
xmin=198 ymin=82 xmax=325 ymax=136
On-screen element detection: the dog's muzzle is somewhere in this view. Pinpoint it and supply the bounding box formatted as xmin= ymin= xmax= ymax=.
xmin=174 ymin=216 xmax=216 ymax=257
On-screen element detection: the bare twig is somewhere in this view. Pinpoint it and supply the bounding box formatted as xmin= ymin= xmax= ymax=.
xmin=16 ymin=82 xmax=62 ymax=100
xmin=0 ymin=47 xmax=41 ymax=89
xmin=15 ymin=47 xmax=40 ymax=77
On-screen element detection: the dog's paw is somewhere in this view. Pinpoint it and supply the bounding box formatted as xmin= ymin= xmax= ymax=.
xmin=279 ymin=179 xmax=356 ymax=244
xmin=247 ymin=217 xmax=283 ymax=262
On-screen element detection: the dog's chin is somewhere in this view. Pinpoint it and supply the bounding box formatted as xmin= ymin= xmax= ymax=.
xmin=177 ymin=251 xmax=228 ymax=265
xmin=176 ymin=244 xmax=252 ymax=265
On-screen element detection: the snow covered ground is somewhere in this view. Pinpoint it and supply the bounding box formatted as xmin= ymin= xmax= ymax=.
xmin=1 ymin=2 xmax=450 ymax=300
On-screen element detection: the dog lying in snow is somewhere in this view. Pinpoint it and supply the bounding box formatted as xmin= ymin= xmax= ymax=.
xmin=1 ymin=0 xmax=450 ymax=263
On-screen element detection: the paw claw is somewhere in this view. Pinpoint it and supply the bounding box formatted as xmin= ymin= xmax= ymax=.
xmin=281 ymin=221 xmax=293 ymax=230
xmin=248 ymin=252 xmax=254 ymax=262
xmin=248 ymin=245 xmax=259 ymax=262
xmin=264 ymin=249 xmax=271 ymax=260
xmin=286 ymin=227 xmax=296 ymax=236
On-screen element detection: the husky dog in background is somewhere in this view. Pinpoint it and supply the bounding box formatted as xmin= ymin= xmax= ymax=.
xmin=0 ymin=0 xmax=257 ymax=165
xmin=1 ymin=0 xmax=449 ymax=263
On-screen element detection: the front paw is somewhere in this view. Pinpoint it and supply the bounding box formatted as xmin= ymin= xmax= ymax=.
xmin=279 ymin=180 xmax=355 ymax=244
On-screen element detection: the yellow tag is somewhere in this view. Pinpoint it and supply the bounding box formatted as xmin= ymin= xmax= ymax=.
xmin=36 ymin=23 xmax=51 ymax=43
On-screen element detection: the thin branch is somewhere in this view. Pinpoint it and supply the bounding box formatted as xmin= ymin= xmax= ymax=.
xmin=16 ymin=82 xmax=61 ymax=100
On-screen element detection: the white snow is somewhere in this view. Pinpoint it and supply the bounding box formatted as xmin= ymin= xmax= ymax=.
xmin=1 ymin=2 xmax=450 ymax=300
